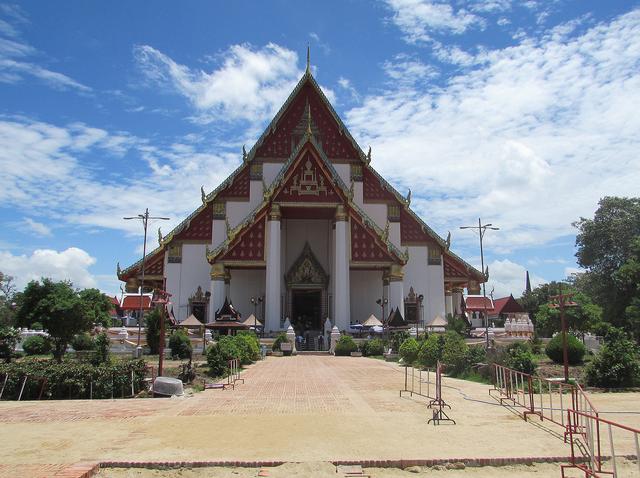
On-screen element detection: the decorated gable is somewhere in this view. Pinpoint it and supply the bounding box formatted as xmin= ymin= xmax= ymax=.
xmin=219 ymin=216 xmax=266 ymax=262
xmin=254 ymin=82 xmax=359 ymax=161
xmin=400 ymin=208 xmax=431 ymax=245
xmin=350 ymin=215 xmax=395 ymax=263
xmin=274 ymin=151 xmax=342 ymax=203
xmin=218 ymin=165 xmax=250 ymax=200
xmin=443 ymin=254 xmax=469 ymax=279
xmin=174 ymin=204 xmax=212 ymax=241
xmin=363 ymin=167 xmax=398 ymax=203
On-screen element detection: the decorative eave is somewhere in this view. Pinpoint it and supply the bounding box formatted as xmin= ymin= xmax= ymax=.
xmin=117 ymin=246 xmax=165 ymax=281
xmin=243 ymin=70 xmax=368 ymax=165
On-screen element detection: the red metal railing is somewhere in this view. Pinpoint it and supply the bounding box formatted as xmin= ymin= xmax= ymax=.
xmin=562 ymin=409 xmax=640 ymax=478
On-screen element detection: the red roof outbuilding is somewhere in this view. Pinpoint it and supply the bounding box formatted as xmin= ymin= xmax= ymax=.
xmin=121 ymin=296 xmax=152 ymax=310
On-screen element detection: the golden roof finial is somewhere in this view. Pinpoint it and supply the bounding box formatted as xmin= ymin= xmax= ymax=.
xmin=306 ymin=44 xmax=310 ymax=74
xmin=306 ymin=101 xmax=312 ymax=136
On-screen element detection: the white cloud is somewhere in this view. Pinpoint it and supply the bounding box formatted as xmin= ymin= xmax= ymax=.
xmin=346 ymin=9 xmax=640 ymax=253
xmin=469 ymin=1 xmax=512 ymax=14
xmin=133 ymin=43 xmax=302 ymax=125
xmin=337 ymin=76 xmax=360 ymax=102
xmin=385 ymin=0 xmax=483 ymax=43
xmin=0 ymin=247 xmax=97 ymax=290
xmin=486 ymin=259 xmax=545 ymax=298
xmin=22 ymin=218 xmax=52 ymax=237
xmin=0 ymin=8 xmax=91 ymax=92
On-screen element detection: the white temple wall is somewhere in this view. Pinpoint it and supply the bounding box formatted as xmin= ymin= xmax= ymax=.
xmin=229 ymin=269 xmax=266 ymax=322
xmin=212 ymin=219 xmax=226 ymax=249
xmin=226 ymin=200 xmax=252 ymax=228
xmin=263 ymin=162 xmax=282 ymax=187
xmin=352 ymin=182 xmax=364 ymax=207
xmin=333 ymin=164 xmax=350 ymax=187
xmin=403 ymin=245 xmax=429 ymax=313
xmin=427 ymin=250 xmax=446 ymax=323
xmin=249 ymin=180 xmax=263 ymax=210
xmin=389 ymin=223 xmax=401 ymax=249
xmin=164 ymin=244 xmax=210 ymax=322
xmin=361 ymin=203 xmax=387 ymax=229
xmin=350 ymin=270 xmax=383 ymax=324
xmin=281 ymin=219 xmax=332 ymax=273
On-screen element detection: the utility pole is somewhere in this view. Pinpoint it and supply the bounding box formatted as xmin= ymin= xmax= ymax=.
xmin=124 ymin=208 xmax=170 ymax=351
xmin=550 ymin=284 xmax=578 ymax=383
xmin=460 ymin=219 xmax=499 ymax=348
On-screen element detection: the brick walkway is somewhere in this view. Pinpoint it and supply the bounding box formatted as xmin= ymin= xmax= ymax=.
xmin=1 ymin=355 xmax=618 ymax=477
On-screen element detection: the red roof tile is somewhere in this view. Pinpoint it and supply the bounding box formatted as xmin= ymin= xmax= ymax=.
xmin=121 ymin=296 xmax=152 ymax=310
xmin=465 ymin=296 xmax=494 ymax=311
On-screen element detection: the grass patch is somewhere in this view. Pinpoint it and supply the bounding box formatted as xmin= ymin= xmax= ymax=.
xmin=449 ymin=371 xmax=492 ymax=385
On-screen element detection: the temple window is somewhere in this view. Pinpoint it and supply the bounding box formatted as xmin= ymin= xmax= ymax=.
xmin=387 ymin=204 xmax=400 ymax=222
xmin=168 ymin=243 xmax=182 ymax=263
xmin=428 ymin=247 xmax=441 ymax=265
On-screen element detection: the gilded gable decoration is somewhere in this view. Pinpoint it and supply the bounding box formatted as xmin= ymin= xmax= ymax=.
xmin=249 ymin=163 xmax=263 ymax=180
xmin=168 ymin=243 xmax=182 ymax=263
xmin=285 ymin=159 xmax=328 ymax=197
xmin=350 ymin=163 xmax=363 ymax=181
xmin=387 ymin=204 xmax=400 ymax=222
xmin=285 ymin=242 xmax=329 ymax=287
xmin=212 ymin=201 xmax=226 ymax=220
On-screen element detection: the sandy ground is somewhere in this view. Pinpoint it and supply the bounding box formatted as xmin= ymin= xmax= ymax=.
xmin=0 ymin=356 xmax=638 ymax=477
xmin=97 ymin=459 xmax=640 ymax=478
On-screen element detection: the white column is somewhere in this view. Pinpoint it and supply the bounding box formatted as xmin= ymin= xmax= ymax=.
xmin=453 ymin=287 xmax=463 ymax=316
xmin=265 ymin=205 xmax=282 ymax=333
xmin=209 ymin=263 xmax=226 ymax=323
xmin=333 ymin=206 xmax=350 ymax=331
xmin=445 ymin=288 xmax=453 ymax=318
xmin=388 ymin=264 xmax=404 ymax=317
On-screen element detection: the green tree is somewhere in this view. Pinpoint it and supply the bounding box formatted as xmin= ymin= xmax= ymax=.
xmin=0 ymin=272 xmax=17 ymax=327
xmin=145 ymin=308 xmax=165 ymax=355
xmin=574 ymin=196 xmax=640 ymax=339
xmin=441 ymin=331 xmax=468 ymax=375
xmin=586 ymin=328 xmax=640 ymax=388
xmin=533 ymin=289 xmax=602 ymax=337
xmin=0 ymin=327 xmax=19 ymax=362
xmin=79 ymin=288 xmax=113 ymax=327
xmin=15 ymin=279 xmax=92 ymax=362
xmin=168 ymin=330 xmax=192 ymax=359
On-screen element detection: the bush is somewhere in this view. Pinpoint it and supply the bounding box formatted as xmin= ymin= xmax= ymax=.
xmin=71 ymin=333 xmax=94 ymax=351
xmin=0 ymin=358 xmax=147 ymax=400
xmin=334 ymin=335 xmax=358 ymax=356
xmin=31 ymin=322 xmax=43 ymax=331
xmin=466 ymin=345 xmax=486 ymax=366
xmin=417 ymin=334 xmax=444 ymax=368
xmin=235 ymin=332 xmax=259 ymax=364
xmin=545 ymin=333 xmax=586 ymax=365
xmin=145 ymin=309 xmax=163 ymax=354
xmin=389 ymin=331 xmax=410 ymax=353
xmin=0 ymin=327 xmax=20 ymax=363
xmin=586 ymin=329 xmax=640 ymax=388
xmin=168 ymin=330 xmax=192 ymax=359
xmin=361 ymin=338 xmax=384 ymax=357
xmin=272 ymin=332 xmax=289 ymax=352
xmin=446 ymin=315 xmax=469 ymax=336
xmin=399 ymin=337 xmax=420 ymax=365
xmin=206 ymin=342 xmax=229 ymax=378
xmin=442 ymin=331 xmax=468 ymax=375
xmin=22 ymin=335 xmax=51 ymax=356
xmin=504 ymin=342 xmax=537 ymax=375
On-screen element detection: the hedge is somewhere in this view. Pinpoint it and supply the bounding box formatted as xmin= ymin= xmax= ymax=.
xmin=545 ymin=333 xmax=585 ymax=365
xmin=334 ymin=335 xmax=358 ymax=356
xmin=0 ymin=358 xmax=148 ymax=400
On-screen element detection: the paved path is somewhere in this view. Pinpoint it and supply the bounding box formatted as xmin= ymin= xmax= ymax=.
xmin=1 ymin=355 xmax=634 ymax=477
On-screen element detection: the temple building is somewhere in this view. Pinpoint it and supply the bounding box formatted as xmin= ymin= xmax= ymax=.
xmin=117 ymin=58 xmax=485 ymax=337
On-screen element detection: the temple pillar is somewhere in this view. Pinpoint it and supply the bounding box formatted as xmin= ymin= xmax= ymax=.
xmin=209 ymin=263 xmax=226 ymax=323
xmin=445 ymin=288 xmax=453 ymax=318
xmin=388 ymin=264 xmax=404 ymax=318
xmin=265 ymin=205 xmax=282 ymax=333
xmin=453 ymin=287 xmax=464 ymax=316
xmin=333 ymin=205 xmax=350 ymax=331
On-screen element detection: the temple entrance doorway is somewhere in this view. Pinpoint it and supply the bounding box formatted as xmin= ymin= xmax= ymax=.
xmin=291 ymin=289 xmax=321 ymax=334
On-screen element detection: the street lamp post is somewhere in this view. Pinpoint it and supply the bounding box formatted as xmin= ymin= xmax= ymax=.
xmin=550 ymin=284 xmax=578 ymax=383
xmin=460 ymin=218 xmax=499 ymax=349
xmin=250 ymin=296 xmax=263 ymax=337
xmin=376 ymin=297 xmax=388 ymax=339
xmin=418 ymin=294 xmax=424 ymax=338
xmin=152 ymin=289 xmax=171 ymax=377
xmin=124 ymin=208 xmax=170 ymax=350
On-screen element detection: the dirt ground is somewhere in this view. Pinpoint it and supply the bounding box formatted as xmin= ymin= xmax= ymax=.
xmin=0 ymin=356 xmax=638 ymax=478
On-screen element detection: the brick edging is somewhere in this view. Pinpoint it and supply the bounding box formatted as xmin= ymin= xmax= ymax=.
xmin=54 ymin=462 xmax=100 ymax=478
xmin=99 ymin=456 xmax=577 ymax=470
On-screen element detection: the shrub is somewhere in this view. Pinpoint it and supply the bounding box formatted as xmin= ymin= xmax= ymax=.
xmin=545 ymin=333 xmax=586 ymax=365
xmin=93 ymin=332 xmax=110 ymax=365
xmin=446 ymin=315 xmax=469 ymax=336
xmin=442 ymin=331 xmax=468 ymax=375
xmin=168 ymin=330 xmax=192 ymax=359
xmin=31 ymin=322 xmax=43 ymax=331
xmin=417 ymin=334 xmax=444 ymax=368
xmin=0 ymin=327 xmax=20 ymax=363
xmin=466 ymin=345 xmax=486 ymax=366
xmin=217 ymin=335 xmax=242 ymax=361
xmin=0 ymin=358 xmax=147 ymax=400
xmin=235 ymin=333 xmax=259 ymax=364
xmin=145 ymin=309 xmax=164 ymax=354
xmin=504 ymin=342 xmax=537 ymax=375
xmin=361 ymin=338 xmax=384 ymax=356
xmin=389 ymin=331 xmax=410 ymax=353
xmin=334 ymin=335 xmax=358 ymax=356
xmin=22 ymin=335 xmax=51 ymax=356
xmin=71 ymin=333 xmax=94 ymax=351
xmin=206 ymin=342 xmax=229 ymax=378
xmin=586 ymin=329 xmax=640 ymax=388
xmin=399 ymin=337 xmax=420 ymax=365
xmin=272 ymin=332 xmax=289 ymax=351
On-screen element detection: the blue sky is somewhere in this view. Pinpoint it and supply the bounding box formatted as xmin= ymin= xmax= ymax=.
xmin=1 ymin=0 xmax=639 ymax=298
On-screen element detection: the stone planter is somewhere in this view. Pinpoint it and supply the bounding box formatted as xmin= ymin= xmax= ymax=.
xmin=350 ymin=351 xmax=363 ymax=357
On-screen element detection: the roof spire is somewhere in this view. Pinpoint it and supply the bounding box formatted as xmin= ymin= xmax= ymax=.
xmin=306 ymin=44 xmax=311 ymax=74
xmin=306 ymin=101 xmax=312 ymax=136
